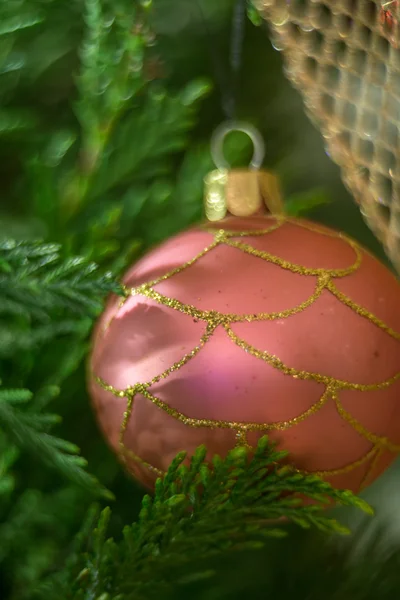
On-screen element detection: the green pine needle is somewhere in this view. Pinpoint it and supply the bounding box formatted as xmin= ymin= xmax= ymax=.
xmin=37 ymin=437 xmax=372 ymax=599
xmin=0 ymin=11 xmax=44 ymax=37
xmin=0 ymin=240 xmax=118 ymax=503
xmin=0 ymin=433 xmax=19 ymax=498
xmin=0 ymin=108 xmax=38 ymax=135
xmin=0 ymin=386 xmax=113 ymax=500
xmin=0 ymin=239 xmax=119 ymax=322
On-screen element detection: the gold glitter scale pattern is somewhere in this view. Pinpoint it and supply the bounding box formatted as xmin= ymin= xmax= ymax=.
xmin=92 ymin=217 xmax=400 ymax=489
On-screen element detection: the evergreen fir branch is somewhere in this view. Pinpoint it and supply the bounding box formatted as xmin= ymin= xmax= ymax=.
xmin=32 ymin=348 xmax=86 ymax=412
xmin=0 ymin=41 xmax=24 ymax=101
xmin=0 ymin=240 xmax=119 ymax=322
xmin=0 ymin=320 xmax=92 ymax=358
xmin=0 ymin=2 xmax=46 ymax=102
xmin=42 ymin=130 xmax=78 ymax=168
xmin=32 ymin=504 xmax=101 ymax=600
xmin=0 ymin=3 xmax=44 ymax=37
xmin=0 ymin=387 xmax=113 ymax=500
xmin=63 ymin=0 xmax=156 ymax=217
xmin=61 ymin=0 xmax=212 ymax=222
xmin=0 ymin=400 xmax=23 ymax=500
xmin=0 ymin=489 xmax=46 ymax=564
xmin=0 ymin=108 xmax=37 ymax=135
xmin=0 ymin=435 xmax=19 ymax=499
xmin=38 ymin=437 xmax=372 ymax=599
xmin=86 ymin=79 xmax=211 ymax=204
xmin=0 ymin=387 xmax=32 ymax=404
xmin=0 ymin=484 xmax=96 ymax=598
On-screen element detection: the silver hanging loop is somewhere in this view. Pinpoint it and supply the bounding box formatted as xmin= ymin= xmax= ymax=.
xmin=210 ymin=121 xmax=266 ymax=171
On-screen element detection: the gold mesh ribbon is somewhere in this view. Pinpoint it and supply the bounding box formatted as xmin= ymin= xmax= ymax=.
xmin=256 ymin=0 xmax=400 ymax=272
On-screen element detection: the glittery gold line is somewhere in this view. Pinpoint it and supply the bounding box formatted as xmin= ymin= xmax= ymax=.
xmin=327 ymin=280 xmax=400 ymax=341
xmin=94 ymin=376 xmax=127 ymax=398
xmin=138 ymin=240 xmax=220 ymax=288
xmin=95 ymin=368 xmax=400 ymax=448
xmin=101 ymin=295 xmax=129 ymax=335
xmin=300 ymin=445 xmax=378 ymax=479
xmin=334 ymin=396 xmax=400 ymax=453
xmin=130 ymin=286 xmax=208 ymax=321
xmin=131 ymin=274 xmax=327 ymax=325
xmin=224 ymin=325 xmax=400 ymax=391
xmin=201 ymin=218 xmax=285 ymax=238
xmin=95 ymin=326 xmax=215 ymax=395
xmin=120 ymin=444 xmax=164 ymax=476
xmin=284 ymin=217 xmax=347 ymax=240
xmin=94 ymin=377 xmax=332 ymax=433
xmin=225 ymin=236 xmax=362 ymax=278
xmin=143 ymin=386 xmax=286 ymax=431
xmin=120 ymin=392 xmax=135 ymax=446
xmin=359 ymin=447 xmax=383 ymax=492
xmin=117 ymin=437 xmax=380 ymax=484
xmin=235 ymin=430 xmax=252 ymax=450
xmin=146 ymin=323 xmax=216 ymax=386
xmin=203 ymin=215 xmax=345 ymax=241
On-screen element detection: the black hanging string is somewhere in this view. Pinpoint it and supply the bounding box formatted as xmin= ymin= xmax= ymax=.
xmin=196 ymin=0 xmax=247 ymax=120
xmin=229 ymin=0 xmax=247 ymax=118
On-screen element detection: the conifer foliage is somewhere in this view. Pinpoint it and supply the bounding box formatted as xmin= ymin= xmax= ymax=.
xmin=34 ymin=438 xmax=372 ymax=600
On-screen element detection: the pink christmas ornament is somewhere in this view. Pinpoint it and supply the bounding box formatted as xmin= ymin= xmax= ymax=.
xmin=88 ymin=215 xmax=400 ymax=493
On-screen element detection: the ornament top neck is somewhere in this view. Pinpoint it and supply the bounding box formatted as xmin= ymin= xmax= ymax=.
xmin=204 ymin=168 xmax=285 ymax=221
xmin=204 ymin=121 xmax=285 ymax=222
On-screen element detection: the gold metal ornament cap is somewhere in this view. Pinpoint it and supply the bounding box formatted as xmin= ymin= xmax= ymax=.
xmin=204 ymin=121 xmax=285 ymax=220
xmin=204 ymin=168 xmax=285 ymax=220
